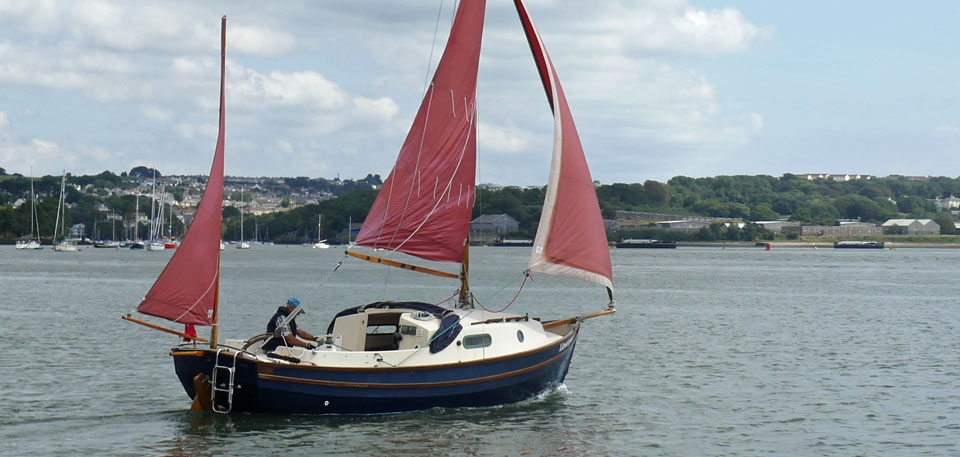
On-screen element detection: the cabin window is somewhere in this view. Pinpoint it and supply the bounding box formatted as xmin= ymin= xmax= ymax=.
xmin=462 ymin=334 xmax=492 ymax=349
xmin=516 ymin=330 xmax=524 ymax=343
xmin=366 ymin=324 xmax=397 ymax=335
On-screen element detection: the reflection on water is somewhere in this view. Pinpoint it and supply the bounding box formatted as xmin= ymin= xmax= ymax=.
xmin=1 ymin=246 xmax=959 ymax=456
xmin=153 ymin=388 xmax=576 ymax=456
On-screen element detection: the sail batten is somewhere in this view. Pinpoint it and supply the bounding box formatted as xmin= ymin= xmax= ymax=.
xmin=136 ymin=17 xmax=227 ymax=325
xmin=515 ymin=0 xmax=614 ymax=294
xmin=355 ymin=1 xmax=485 ymax=264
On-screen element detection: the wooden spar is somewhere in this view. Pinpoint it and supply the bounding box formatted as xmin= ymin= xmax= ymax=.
xmin=210 ymin=14 xmax=226 ymax=351
xmin=344 ymin=250 xmax=459 ymax=279
xmin=211 ymin=263 xmax=220 ymax=349
xmin=122 ymin=315 xmax=210 ymax=343
xmin=459 ymin=243 xmax=471 ymax=306
xmin=542 ymin=308 xmax=616 ymax=329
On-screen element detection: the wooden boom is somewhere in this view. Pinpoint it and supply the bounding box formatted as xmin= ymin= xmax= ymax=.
xmin=345 ymin=250 xmax=459 ymax=279
xmin=122 ymin=314 xmax=209 ymax=343
xmin=542 ymin=308 xmax=616 ymax=329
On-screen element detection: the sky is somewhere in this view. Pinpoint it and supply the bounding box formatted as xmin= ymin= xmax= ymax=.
xmin=0 ymin=0 xmax=958 ymax=186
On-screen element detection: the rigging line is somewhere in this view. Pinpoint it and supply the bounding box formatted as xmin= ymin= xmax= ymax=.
xmin=475 ymin=269 xmax=531 ymax=314
xmin=170 ymin=266 xmax=220 ymax=323
xmin=310 ymin=251 xmax=350 ymax=297
xmin=433 ymin=290 xmax=460 ymax=307
xmin=387 ymin=101 xmax=477 ymax=256
xmin=422 ymin=0 xmax=446 ymax=96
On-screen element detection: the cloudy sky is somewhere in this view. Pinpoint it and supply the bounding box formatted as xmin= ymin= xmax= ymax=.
xmin=0 ymin=0 xmax=958 ymax=185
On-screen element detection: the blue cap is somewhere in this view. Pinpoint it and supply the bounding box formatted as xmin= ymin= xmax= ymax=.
xmin=286 ymin=297 xmax=301 ymax=307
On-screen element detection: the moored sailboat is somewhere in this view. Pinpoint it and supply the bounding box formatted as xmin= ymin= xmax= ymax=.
xmin=312 ymin=214 xmax=329 ymax=249
xmin=52 ymin=173 xmax=79 ymax=252
xmin=15 ymin=171 xmax=43 ymax=250
xmin=236 ymin=186 xmax=250 ymax=249
xmin=126 ymin=3 xmax=614 ymax=415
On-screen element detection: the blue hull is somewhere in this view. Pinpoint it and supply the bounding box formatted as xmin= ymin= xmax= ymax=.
xmin=172 ymin=324 xmax=579 ymax=414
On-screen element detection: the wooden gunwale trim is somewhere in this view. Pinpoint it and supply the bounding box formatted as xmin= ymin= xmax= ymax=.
xmin=471 ymin=316 xmax=532 ymax=325
xmin=171 ymin=351 xmax=207 ymax=357
xmin=256 ymin=323 xmax=578 ymax=374
xmin=258 ymin=336 xmax=576 ymax=389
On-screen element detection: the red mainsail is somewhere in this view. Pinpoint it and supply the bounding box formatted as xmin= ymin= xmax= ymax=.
xmin=515 ymin=0 xmax=614 ymax=294
xmin=354 ymin=0 xmax=485 ymax=263
xmin=137 ymin=17 xmax=226 ymax=325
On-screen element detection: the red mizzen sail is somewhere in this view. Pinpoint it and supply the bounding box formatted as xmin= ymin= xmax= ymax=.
xmin=137 ymin=17 xmax=226 ymax=325
xmin=515 ymin=0 xmax=614 ymax=295
xmin=354 ymin=0 xmax=485 ymax=263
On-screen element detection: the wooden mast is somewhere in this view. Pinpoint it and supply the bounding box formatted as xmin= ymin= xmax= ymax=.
xmin=210 ymin=14 xmax=226 ymax=350
xmin=459 ymin=243 xmax=471 ymax=307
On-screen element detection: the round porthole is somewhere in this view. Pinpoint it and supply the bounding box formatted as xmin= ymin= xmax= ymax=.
xmin=517 ymin=330 xmax=524 ymax=343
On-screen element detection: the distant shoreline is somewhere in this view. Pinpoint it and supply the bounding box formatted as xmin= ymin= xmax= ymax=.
xmin=676 ymin=241 xmax=960 ymax=249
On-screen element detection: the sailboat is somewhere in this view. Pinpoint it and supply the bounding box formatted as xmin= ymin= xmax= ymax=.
xmin=312 ymin=214 xmax=329 ymax=249
xmin=345 ymin=215 xmax=356 ymax=248
xmin=146 ymin=175 xmax=166 ymax=251
xmin=52 ymin=173 xmax=79 ymax=252
xmin=15 ymin=171 xmax=43 ymax=250
xmin=237 ymin=186 xmax=250 ymax=249
xmin=126 ymin=3 xmax=613 ymax=415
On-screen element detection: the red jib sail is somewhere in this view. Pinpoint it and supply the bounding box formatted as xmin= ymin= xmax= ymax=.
xmin=354 ymin=0 xmax=485 ymax=263
xmin=515 ymin=0 xmax=614 ymax=295
xmin=137 ymin=17 xmax=226 ymax=325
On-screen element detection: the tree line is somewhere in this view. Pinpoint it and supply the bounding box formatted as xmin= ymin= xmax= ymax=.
xmin=1 ymin=170 xmax=958 ymax=243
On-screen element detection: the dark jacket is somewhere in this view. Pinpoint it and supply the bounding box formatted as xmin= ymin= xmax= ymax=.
xmin=263 ymin=307 xmax=299 ymax=351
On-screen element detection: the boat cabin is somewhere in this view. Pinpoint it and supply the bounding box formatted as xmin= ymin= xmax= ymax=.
xmin=329 ymin=308 xmax=441 ymax=352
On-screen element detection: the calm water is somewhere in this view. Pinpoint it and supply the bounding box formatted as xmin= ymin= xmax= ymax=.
xmin=1 ymin=245 xmax=958 ymax=456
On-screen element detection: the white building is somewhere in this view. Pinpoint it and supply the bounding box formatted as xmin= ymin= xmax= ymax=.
xmin=881 ymin=219 xmax=940 ymax=235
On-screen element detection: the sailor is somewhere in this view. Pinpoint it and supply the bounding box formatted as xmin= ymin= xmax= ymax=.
xmin=263 ymin=297 xmax=318 ymax=351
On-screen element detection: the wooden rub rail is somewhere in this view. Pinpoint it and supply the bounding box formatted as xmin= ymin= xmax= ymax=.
xmin=472 ymin=315 xmax=535 ymax=325
xmin=345 ymin=250 xmax=458 ymax=279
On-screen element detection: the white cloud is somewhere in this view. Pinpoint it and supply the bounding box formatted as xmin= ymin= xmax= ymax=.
xmin=231 ymin=69 xmax=347 ymax=110
xmin=0 ymin=138 xmax=75 ymax=174
xmin=141 ymin=105 xmax=173 ymax=122
xmin=231 ymin=25 xmax=296 ymax=57
xmin=352 ymin=96 xmax=399 ymax=123
xmin=0 ymin=1 xmax=772 ymax=183
xmin=0 ymin=110 xmax=8 ymax=133
xmin=748 ymin=113 xmax=764 ymax=131
xmin=934 ymin=124 xmax=960 ymax=137
xmin=196 ymin=123 xmax=219 ymax=139
xmin=174 ymin=123 xmax=197 ymax=140
xmin=77 ymin=145 xmax=116 ymax=161
xmin=478 ymin=123 xmax=536 ymax=154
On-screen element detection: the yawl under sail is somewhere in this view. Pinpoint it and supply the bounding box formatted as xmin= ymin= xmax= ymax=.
xmin=129 ymin=2 xmax=614 ymax=415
